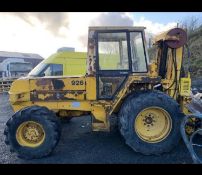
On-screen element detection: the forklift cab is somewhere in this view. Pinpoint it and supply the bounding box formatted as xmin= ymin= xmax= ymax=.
xmin=87 ymin=27 xmax=149 ymax=99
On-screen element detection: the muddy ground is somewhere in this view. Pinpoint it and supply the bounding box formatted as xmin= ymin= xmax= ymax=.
xmin=0 ymin=93 xmax=194 ymax=164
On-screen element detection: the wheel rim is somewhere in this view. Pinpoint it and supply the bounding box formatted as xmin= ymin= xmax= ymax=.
xmin=135 ymin=107 xmax=172 ymax=143
xmin=16 ymin=121 xmax=45 ymax=147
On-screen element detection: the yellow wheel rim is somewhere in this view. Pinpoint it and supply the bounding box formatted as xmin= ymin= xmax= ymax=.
xmin=135 ymin=107 xmax=172 ymax=143
xmin=16 ymin=121 xmax=45 ymax=148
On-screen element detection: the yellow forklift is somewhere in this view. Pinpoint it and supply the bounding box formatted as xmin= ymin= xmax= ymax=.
xmin=4 ymin=26 xmax=202 ymax=162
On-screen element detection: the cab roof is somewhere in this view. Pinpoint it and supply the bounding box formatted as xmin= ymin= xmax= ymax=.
xmin=89 ymin=26 xmax=146 ymax=31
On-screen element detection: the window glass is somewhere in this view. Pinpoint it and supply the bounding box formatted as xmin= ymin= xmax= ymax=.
xmin=43 ymin=65 xmax=51 ymax=76
xmin=98 ymin=32 xmax=129 ymax=70
xmin=39 ymin=64 xmax=63 ymax=77
xmin=51 ymin=64 xmax=63 ymax=76
xmin=99 ymin=76 xmax=126 ymax=98
xmin=28 ymin=62 xmax=47 ymax=76
xmin=130 ymin=32 xmax=147 ymax=72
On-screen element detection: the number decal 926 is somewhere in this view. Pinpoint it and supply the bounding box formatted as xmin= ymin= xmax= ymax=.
xmin=71 ymin=80 xmax=84 ymax=86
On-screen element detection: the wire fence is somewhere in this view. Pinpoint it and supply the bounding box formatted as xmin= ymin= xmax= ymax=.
xmin=0 ymin=78 xmax=16 ymax=93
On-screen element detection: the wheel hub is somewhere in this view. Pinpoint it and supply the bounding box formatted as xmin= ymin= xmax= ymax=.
xmin=16 ymin=121 xmax=45 ymax=147
xmin=24 ymin=126 xmax=41 ymax=142
xmin=144 ymin=116 xmax=154 ymax=125
xmin=135 ymin=107 xmax=172 ymax=143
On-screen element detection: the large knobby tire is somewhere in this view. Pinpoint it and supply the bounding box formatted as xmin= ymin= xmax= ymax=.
xmin=4 ymin=106 xmax=61 ymax=159
xmin=119 ymin=90 xmax=184 ymax=155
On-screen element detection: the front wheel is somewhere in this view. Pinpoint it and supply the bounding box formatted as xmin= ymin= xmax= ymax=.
xmin=119 ymin=91 xmax=184 ymax=155
xmin=4 ymin=106 xmax=61 ymax=159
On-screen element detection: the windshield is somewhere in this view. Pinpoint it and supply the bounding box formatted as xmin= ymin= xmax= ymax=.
xmin=98 ymin=32 xmax=129 ymax=70
xmin=28 ymin=62 xmax=47 ymax=76
xmin=97 ymin=31 xmax=148 ymax=73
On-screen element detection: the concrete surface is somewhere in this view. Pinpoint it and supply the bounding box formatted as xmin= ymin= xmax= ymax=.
xmin=0 ymin=93 xmax=193 ymax=164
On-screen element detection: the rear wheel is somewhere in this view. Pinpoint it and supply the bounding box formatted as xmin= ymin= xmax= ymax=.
xmin=4 ymin=106 xmax=61 ymax=159
xmin=119 ymin=91 xmax=184 ymax=155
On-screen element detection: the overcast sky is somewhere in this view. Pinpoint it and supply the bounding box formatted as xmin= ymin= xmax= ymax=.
xmin=0 ymin=12 xmax=201 ymax=58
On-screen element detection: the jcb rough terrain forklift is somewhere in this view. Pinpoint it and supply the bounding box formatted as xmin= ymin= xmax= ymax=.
xmin=4 ymin=26 xmax=198 ymax=159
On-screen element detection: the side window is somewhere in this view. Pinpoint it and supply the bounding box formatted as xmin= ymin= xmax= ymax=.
xmin=98 ymin=32 xmax=129 ymax=70
xmin=43 ymin=66 xmax=51 ymax=76
xmin=41 ymin=64 xmax=63 ymax=76
xmin=51 ymin=64 xmax=63 ymax=76
xmin=130 ymin=32 xmax=147 ymax=72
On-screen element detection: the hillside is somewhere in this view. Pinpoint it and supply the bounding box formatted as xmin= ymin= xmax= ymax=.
xmin=183 ymin=26 xmax=202 ymax=79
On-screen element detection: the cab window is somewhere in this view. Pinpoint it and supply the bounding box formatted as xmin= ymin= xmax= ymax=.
xmin=98 ymin=32 xmax=129 ymax=70
xmin=130 ymin=32 xmax=147 ymax=72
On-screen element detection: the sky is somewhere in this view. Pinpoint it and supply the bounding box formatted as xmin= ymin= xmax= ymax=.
xmin=0 ymin=12 xmax=201 ymax=58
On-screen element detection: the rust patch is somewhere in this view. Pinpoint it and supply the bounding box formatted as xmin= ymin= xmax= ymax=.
xmin=36 ymin=79 xmax=52 ymax=86
xmin=30 ymin=90 xmax=85 ymax=101
xmin=35 ymin=79 xmax=53 ymax=90
xmin=35 ymin=79 xmax=65 ymax=90
xmin=52 ymin=79 xmax=65 ymax=90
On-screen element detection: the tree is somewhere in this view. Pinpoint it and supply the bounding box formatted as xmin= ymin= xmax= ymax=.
xmin=179 ymin=16 xmax=200 ymax=37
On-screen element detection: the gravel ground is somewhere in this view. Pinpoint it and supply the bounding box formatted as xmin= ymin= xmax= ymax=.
xmin=0 ymin=93 xmax=193 ymax=164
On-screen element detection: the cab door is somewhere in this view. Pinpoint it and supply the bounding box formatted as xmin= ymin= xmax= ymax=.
xmin=96 ymin=31 xmax=131 ymax=100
